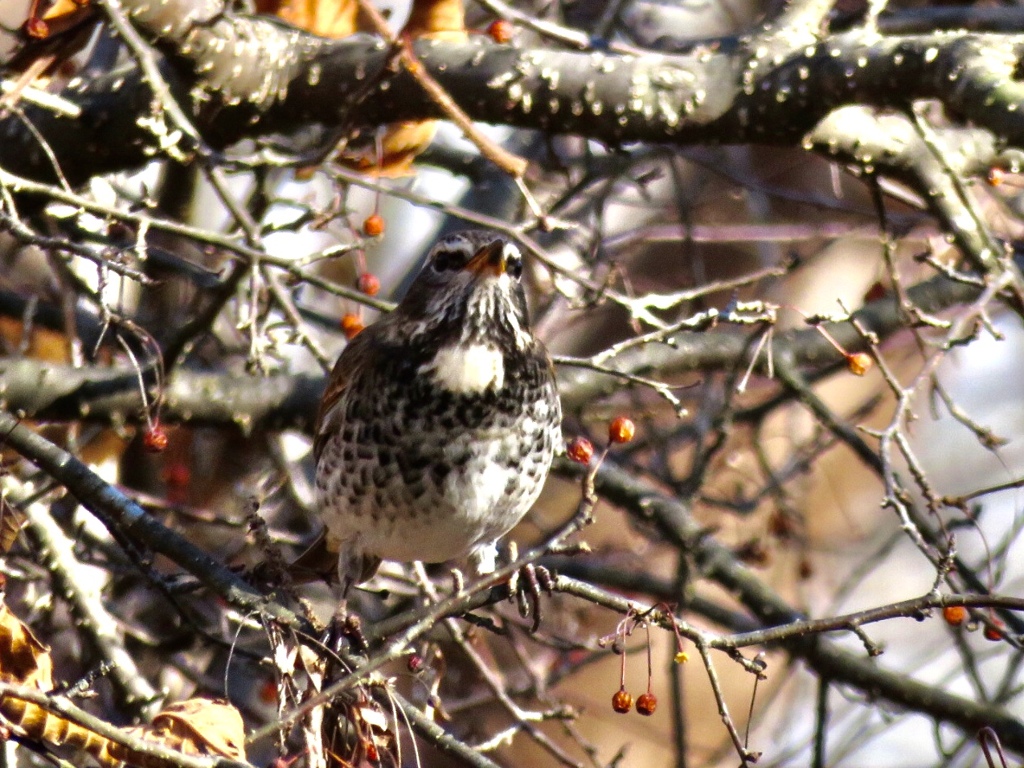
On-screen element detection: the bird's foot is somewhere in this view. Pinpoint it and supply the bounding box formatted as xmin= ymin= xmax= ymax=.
xmin=510 ymin=562 xmax=555 ymax=633
xmin=323 ymin=603 xmax=368 ymax=655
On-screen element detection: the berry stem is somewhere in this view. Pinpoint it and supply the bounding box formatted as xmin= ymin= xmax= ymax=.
xmin=619 ymin=619 xmax=628 ymax=690
xmin=644 ymin=622 xmax=653 ymax=695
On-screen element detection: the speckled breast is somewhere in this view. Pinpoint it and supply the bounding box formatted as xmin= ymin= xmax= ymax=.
xmin=315 ymin=339 xmax=561 ymax=563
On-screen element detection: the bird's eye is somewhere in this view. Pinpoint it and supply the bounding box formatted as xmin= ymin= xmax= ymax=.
xmin=432 ymin=251 xmax=452 ymax=272
xmin=431 ymin=248 xmax=468 ymax=273
xmin=506 ymin=254 xmax=523 ymax=280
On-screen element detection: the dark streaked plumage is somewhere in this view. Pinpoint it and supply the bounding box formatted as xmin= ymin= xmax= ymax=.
xmin=309 ymin=230 xmax=562 ymax=594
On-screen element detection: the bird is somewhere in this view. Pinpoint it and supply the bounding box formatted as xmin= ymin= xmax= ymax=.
xmin=303 ymin=230 xmax=562 ymax=596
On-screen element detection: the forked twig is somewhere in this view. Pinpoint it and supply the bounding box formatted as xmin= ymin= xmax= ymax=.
xmin=353 ymin=0 xmax=527 ymax=180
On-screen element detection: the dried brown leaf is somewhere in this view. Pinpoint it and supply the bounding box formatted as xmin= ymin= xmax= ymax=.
xmin=113 ymin=699 xmax=247 ymax=765
xmin=0 ymin=600 xmax=53 ymax=690
xmin=0 ymin=601 xmax=247 ymax=768
xmin=259 ymin=0 xmax=369 ymax=38
xmin=402 ymin=0 xmax=467 ymax=41
xmin=0 ymin=498 xmax=26 ymax=557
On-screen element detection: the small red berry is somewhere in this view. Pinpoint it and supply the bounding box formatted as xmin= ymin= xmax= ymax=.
xmin=611 ymin=688 xmax=632 ymax=714
xmin=57 ymin=59 xmax=78 ymax=78
xmin=407 ymin=654 xmax=424 ymax=673
xmin=767 ymin=509 xmax=798 ymax=540
xmin=364 ymin=741 xmax=379 ymax=762
xmin=798 ymin=557 xmax=814 ymax=580
xmin=357 ymin=272 xmax=381 ymax=296
xmin=567 ymin=437 xmax=594 ymax=464
xmin=608 ymin=416 xmax=635 ymax=444
xmin=735 ymin=538 xmax=770 ymax=567
xmin=258 ymin=678 xmax=278 ymax=705
xmin=845 ymin=352 xmax=872 ymax=376
xmin=984 ymin=619 xmax=1004 ymax=641
xmin=107 ymin=220 xmax=133 ymax=241
xmin=863 ymin=281 xmax=886 ymax=303
xmin=942 ymin=605 xmax=966 ymax=626
xmin=341 ymin=313 xmax=365 ymax=339
xmin=636 ymin=692 xmax=657 ymax=716
xmin=363 ymin=213 xmax=385 ymax=237
xmin=987 ymin=167 xmax=1005 ymax=186
xmin=487 ymin=19 xmax=514 ymax=43
xmin=24 ymin=17 xmax=49 ymax=39
xmin=143 ymin=426 xmax=168 ymax=453
xmin=162 ymin=462 xmax=190 ymax=488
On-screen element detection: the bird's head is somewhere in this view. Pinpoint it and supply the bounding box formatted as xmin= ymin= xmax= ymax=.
xmin=390 ymin=230 xmax=533 ymax=350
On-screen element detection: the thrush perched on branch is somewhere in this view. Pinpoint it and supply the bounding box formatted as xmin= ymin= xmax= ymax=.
xmin=301 ymin=230 xmax=562 ymax=596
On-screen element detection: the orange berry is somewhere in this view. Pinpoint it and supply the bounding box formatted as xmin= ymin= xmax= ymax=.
xmin=162 ymin=463 xmax=190 ymax=487
xmin=341 ymin=313 xmax=364 ymax=339
xmin=142 ymin=426 xmax=168 ymax=453
xmin=258 ymin=678 xmax=278 ymax=704
xmin=364 ymin=741 xmax=378 ymax=762
xmin=611 ymin=688 xmax=632 ymax=714
xmin=863 ymin=281 xmax=886 ymax=303
xmin=846 ymin=352 xmax=872 ymax=376
xmin=24 ymin=17 xmax=49 ymax=38
xmin=987 ymin=167 xmax=1005 ymax=186
xmin=608 ymin=416 xmax=635 ymax=444
xmin=567 ymin=436 xmax=594 ymax=464
xmin=942 ymin=605 xmax=966 ymax=626
xmin=636 ymin=692 xmax=657 ymax=716
xmin=363 ymin=213 xmax=385 ymax=237
xmin=487 ymin=18 xmax=514 ymax=43
xmin=984 ymin=619 xmax=1004 ymax=642
xmin=357 ymin=272 xmax=381 ymax=296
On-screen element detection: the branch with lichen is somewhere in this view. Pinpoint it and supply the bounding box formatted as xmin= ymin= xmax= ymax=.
xmin=5 ymin=0 xmax=1024 ymax=188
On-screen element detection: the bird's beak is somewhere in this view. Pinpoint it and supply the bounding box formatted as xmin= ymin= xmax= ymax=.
xmin=464 ymin=239 xmax=506 ymax=277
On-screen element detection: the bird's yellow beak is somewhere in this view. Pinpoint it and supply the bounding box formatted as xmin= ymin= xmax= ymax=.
xmin=464 ymin=239 xmax=506 ymax=277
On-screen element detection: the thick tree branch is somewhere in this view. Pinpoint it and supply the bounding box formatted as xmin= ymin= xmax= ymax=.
xmin=3 ymin=1 xmax=1024 ymax=186
xmin=0 ymin=270 xmax=981 ymax=425
xmin=0 ymin=408 xmax=302 ymax=627
xmin=0 ymin=359 xmax=323 ymax=432
xmin=806 ymin=106 xmax=1017 ymax=286
xmin=17 ymin=491 xmax=160 ymax=714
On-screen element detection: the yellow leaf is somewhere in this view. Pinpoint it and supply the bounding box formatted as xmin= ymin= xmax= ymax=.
xmin=402 ymin=0 xmax=467 ymax=41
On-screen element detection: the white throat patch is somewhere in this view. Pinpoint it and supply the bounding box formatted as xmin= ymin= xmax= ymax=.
xmin=424 ymin=343 xmax=505 ymax=393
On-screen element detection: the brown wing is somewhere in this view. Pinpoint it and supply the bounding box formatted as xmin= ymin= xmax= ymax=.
xmin=288 ymin=528 xmax=339 ymax=582
xmin=290 ymin=337 xmax=370 ymax=581
xmin=312 ymin=326 xmax=378 ymax=464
